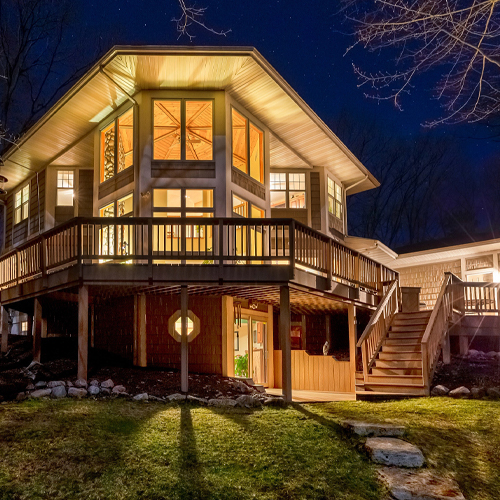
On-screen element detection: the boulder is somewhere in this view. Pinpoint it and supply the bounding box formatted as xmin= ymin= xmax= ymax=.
xmin=431 ymin=385 xmax=450 ymax=397
xmin=186 ymin=395 xmax=208 ymax=405
xmin=100 ymin=388 xmax=111 ymax=396
xmin=133 ymin=393 xmax=148 ymax=401
xmin=486 ymin=351 xmax=498 ymax=359
xmin=470 ymin=387 xmax=486 ymax=399
xmin=486 ymin=387 xmax=500 ymax=399
xmin=88 ymin=385 xmax=100 ymax=396
xmin=167 ymin=393 xmax=186 ymax=402
xmin=34 ymin=381 xmax=47 ymax=389
xmin=263 ymin=397 xmax=287 ymax=408
xmin=30 ymin=388 xmax=52 ymax=399
xmin=51 ymin=386 xmax=67 ymax=399
xmin=378 ymin=467 xmax=465 ymax=500
xmin=47 ymin=381 xmax=65 ymax=388
xmin=236 ymin=395 xmax=262 ymax=408
xmin=65 ymin=381 xmax=73 ymax=387
xmin=468 ymin=349 xmax=480 ymax=357
xmin=112 ymin=385 xmax=126 ymax=394
xmin=231 ymin=380 xmax=252 ymax=393
xmin=68 ymin=387 xmax=87 ymax=398
xmin=16 ymin=392 xmax=27 ymax=401
xmin=342 ymin=420 xmax=405 ymax=438
xmin=101 ymin=379 xmax=114 ymax=389
xmin=89 ymin=380 xmax=99 ymax=387
xmin=25 ymin=383 xmax=35 ymax=391
xmin=74 ymin=379 xmax=88 ymax=389
xmin=209 ymin=398 xmax=237 ymax=407
xmin=449 ymin=386 xmax=470 ymax=399
xmin=365 ymin=438 xmax=425 ymax=468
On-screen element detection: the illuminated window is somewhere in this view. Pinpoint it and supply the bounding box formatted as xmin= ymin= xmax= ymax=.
xmin=232 ymin=109 xmax=264 ymax=184
xmin=56 ymin=171 xmax=74 ymax=206
xmin=328 ymin=178 xmax=343 ymax=220
xmin=100 ymin=108 xmax=134 ymax=183
xmin=232 ymin=194 xmax=248 ymax=218
xmin=153 ymin=100 xmax=213 ymax=161
xmin=153 ymin=188 xmax=213 ymax=217
xmin=270 ymin=173 xmax=306 ymax=209
xmin=174 ymin=317 xmax=194 ymax=336
xmin=14 ymin=185 xmax=29 ymax=224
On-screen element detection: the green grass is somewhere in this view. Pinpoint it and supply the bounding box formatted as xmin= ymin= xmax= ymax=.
xmin=0 ymin=398 xmax=498 ymax=499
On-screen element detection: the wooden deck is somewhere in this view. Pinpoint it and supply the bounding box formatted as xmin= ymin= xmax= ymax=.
xmin=266 ymin=388 xmax=356 ymax=402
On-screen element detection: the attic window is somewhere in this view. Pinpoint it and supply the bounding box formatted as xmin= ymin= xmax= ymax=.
xmin=100 ymin=108 xmax=134 ymax=183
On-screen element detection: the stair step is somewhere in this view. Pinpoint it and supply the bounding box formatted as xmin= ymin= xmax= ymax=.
xmin=387 ymin=332 xmax=424 ymax=340
xmin=371 ymin=367 xmax=423 ymax=377
xmin=382 ymin=344 xmax=422 ymax=353
xmin=385 ymin=338 xmax=423 ymax=346
xmin=365 ymin=374 xmax=424 ymax=385
xmin=395 ymin=311 xmax=431 ymax=317
xmin=378 ymin=352 xmax=422 ymax=360
xmin=356 ymin=382 xmax=427 ymax=395
xmin=392 ymin=317 xmax=430 ymax=326
xmin=374 ymin=359 xmax=422 ymax=369
xmin=390 ymin=325 xmax=426 ymax=333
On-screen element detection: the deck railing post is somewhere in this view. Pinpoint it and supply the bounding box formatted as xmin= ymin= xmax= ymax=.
xmin=326 ymin=240 xmax=332 ymax=285
xmin=147 ymin=219 xmax=153 ymax=282
xmin=289 ymin=220 xmax=295 ymax=278
xmin=16 ymin=251 xmax=20 ymax=286
xmin=77 ymin=220 xmax=82 ymax=278
xmin=218 ymin=219 xmax=224 ymax=273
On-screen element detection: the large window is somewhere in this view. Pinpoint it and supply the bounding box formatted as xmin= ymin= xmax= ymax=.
xmin=14 ymin=185 xmax=29 ymax=224
xmin=100 ymin=108 xmax=134 ymax=183
xmin=153 ymin=100 xmax=213 ymax=161
xmin=328 ymin=178 xmax=343 ymax=220
xmin=57 ymin=171 xmax=74 ymax=206
xmin=232 ymin=109 xmax=264 ymax=184
xmin=270 ymin=173 xmax=306 ymax=209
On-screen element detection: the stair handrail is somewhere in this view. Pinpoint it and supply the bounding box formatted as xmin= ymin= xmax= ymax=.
xmin=356 ymin=279 xmax=399 ymax=382
xmin=421 ymin=273 xmax=454 ymax=392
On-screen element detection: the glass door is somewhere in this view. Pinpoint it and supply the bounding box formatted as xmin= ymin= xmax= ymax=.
xmin=251 ymin=319 xmax=267 ymax=385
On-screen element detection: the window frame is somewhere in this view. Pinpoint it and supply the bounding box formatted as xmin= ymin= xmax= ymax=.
xmin=152 ymin=98 xmax=215 ymax=162
xmin=98 ymin=192 xmax=134 ymax=219
xmin=152 ymin=188 xmax=215 ymax=217
xmin=14 ymin=184 xmax=30 ymax=225
xmin=231 ymin=192 xmax=265 ymax=219
xmin=328 ymin=177 xmax=344 ymax=220
xmin=56 ymin=170 xmax=75 ymax=207
xmin=100 ymin=107 xmax=134 ymax=184
xmin=270 ymin=172 xmax=307 ymax=209
xmin=231 ymin=107 xmax=265 ymax=185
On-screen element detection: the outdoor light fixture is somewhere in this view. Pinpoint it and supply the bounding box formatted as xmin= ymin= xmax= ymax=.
xmin=248 ymin=300 xmax=258 ymax=310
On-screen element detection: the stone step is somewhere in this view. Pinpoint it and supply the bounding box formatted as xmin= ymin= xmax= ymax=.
xmin=364 ymin=437 xmax=425 ymax=467
xmin=341 ymin=420 xmax=405 ymax=437
xmin=374 ymin=359 xmax=422 ymax=369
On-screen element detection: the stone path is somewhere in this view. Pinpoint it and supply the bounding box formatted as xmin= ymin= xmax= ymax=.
xmin=342 ymin=420 xmax=467 ymax=500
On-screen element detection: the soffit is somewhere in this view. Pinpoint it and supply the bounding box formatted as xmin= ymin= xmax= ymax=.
xmin=3 ymin=46 xmax=378 ymax=194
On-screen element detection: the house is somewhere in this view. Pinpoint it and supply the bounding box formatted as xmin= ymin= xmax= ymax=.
xmin=0 ymin=46 xmax=412 ymax=401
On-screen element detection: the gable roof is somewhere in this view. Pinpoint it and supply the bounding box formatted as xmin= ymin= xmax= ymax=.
xmin=2 ymin=46 xmax=379 ymax=194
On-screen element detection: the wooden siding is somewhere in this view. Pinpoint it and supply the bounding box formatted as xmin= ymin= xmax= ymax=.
xmin=98 ymin=168 xmax=134 ymax=199
xmin=152 ymin=161 xmax=216 ymax=178
xmin=273 ymin=350 xmax=354 ymax=393
xmin=310 ymin=172 xmax=321 ymax=230
xmin=55 ymin=206 xmax=74 ymax=226
xmin=271 ymin=208 xmax=307 ymax=226
xmin=328 ymin=212 xmax=344 ymax=236
xmin=5 ymin=193 xmax=13 ymax=249
xmin=94 ymin=296 xmax=134 ymax=360
xmin=29 ymin=170 xmax=45 ymax=235
xmin=231 ymin=168 xmax=265 ymax=200
xmin=78 ymin=170 xmax=94 ymax=217
xmin=147 ymin=295 xmax=223 ymax=374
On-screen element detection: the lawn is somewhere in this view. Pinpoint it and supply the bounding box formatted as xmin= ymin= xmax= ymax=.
xmin=0 ymin=398 xmax=498 ymax=500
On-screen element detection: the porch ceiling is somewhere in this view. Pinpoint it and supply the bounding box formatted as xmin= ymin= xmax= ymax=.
xmin=3 ymin=46 xmax=378 ymax=194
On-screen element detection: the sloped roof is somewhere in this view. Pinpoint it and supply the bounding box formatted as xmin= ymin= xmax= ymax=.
xmin=3 ymin=46 xmax=379 ymax=194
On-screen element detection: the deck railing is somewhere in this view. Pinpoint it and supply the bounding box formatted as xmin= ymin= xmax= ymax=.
xmin=356 ymin=280 xmax=400 ymax=381
xmin=0 ymin=217 xmax=397 ymax=293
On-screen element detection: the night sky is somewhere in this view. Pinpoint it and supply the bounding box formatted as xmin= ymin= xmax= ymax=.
xmin=80 ymin=0 xmax=496 ymax=168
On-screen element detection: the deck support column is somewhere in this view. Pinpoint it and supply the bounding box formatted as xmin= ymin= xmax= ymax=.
xmin=442 ymin=331 xmax=451 ymax=365
xmin=181 ymin=285 xmax=189 ymax=393
xmin=78 ymin=285 xmax=89 ymax=381
xmin=348 ymin=304 xmax=357 ymax=392
xmin=133 ymin=294 xmax=147 ymax=367
xmin=280 ymin=285 xmax=292 ymax=402
xmin=33 ymin=298 xmax=42 ymax=363
xmin=1 ymin=306 xmax=9 ymax=354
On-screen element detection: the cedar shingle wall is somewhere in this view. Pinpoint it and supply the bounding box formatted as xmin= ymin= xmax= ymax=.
xmin=310 ymin=172 xmax=321 ymax=231
xmin=78 ymin=170 xmax=94 ymax=217
xmin=398 ymin=260 xmax=462 ymax=309
xmin=147 ymin=295 xmax=222 ymax=374
xmin=29 ymin=170 xmax=45 ymax=235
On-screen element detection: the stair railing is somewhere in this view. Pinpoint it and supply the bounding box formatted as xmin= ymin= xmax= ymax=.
xmin=421 ymin=273 xmax=455 ymax=392
xmin=356 ymin=279 xmax=399 ymax=382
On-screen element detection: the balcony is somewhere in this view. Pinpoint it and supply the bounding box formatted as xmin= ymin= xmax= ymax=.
xmin=0 ymin=217 xmax=397 ymax=306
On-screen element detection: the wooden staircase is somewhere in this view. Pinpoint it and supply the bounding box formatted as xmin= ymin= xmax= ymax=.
xmin=356 ymin=311 xmax=432 ymax=398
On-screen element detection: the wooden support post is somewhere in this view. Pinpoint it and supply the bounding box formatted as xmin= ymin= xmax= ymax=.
xmin=348 ymin=303 xmax=357 ymax=392
xmin=1 ymin=306 xmax=9 ymax=354
xmin=459 ymin=335 xmax=469 ymax=356
xmin=138 ymin=294 xmax=147 ymax=367
xmin=33 ymin=299 xmax=42 ymax=363
xmin=442 ymin=331 xmax=451 ymax=365
xmin=267 ymin=304 xmax=274 ymax=389
xmin=77 ymin=285 xmax=89 ymax=381
xmin=181 ymin=285 xmax=189 ymax=393
xmin=27 ymin=315 xmax=33 ymax=340
xmin=90 ymin=304 xmax=95 ymax=349
xmin=280 ymin=285 xmax=292 ymax=402
xmin=221 ymin=295 xmax=234 ymax=377
xmin=41 ymin=318 xmax=47 ymax=339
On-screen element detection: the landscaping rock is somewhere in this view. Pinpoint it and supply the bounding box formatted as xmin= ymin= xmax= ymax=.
xmin=100 ymin=388 xmax=111 ymax=396
xmin=470 ymin=387 xmax=486 ymax=399
xmin=431 ymin=385 xmax=450 ymax=397
xmin=89 ymin=380 xmax=99 ymax=387
xmin=486 ymin=387 xmax=500 ymax=399
xmin=68 ymin=387 xmax=87 ymax=398
xmin=47 ymin=381 xmax=65 ymax=388
xmin=34 ymin=381 xmax=47 ymax=389
xmin=187 ymin=395 xmax=208 ymax=405
xmin=30 ymin=388 xmax=52 ymax=399
xmin=101 ymin=379 xmax=114 ymax=389
xmin=167 ymin=393 xmax=186 ymax=402
xmin=263 ymin=396 xmax=287 ymax=407
xmin=209 ymin=398 xmax=238 ymax=407
xmin=133 ymin=393 xmax=148 ymax=401
xmin=231 ymin=380 xmax=252 ymax=393
xmin=378 ymin=467 xmax=465 ymax=500
xmin=148 ymin=395 xmax=165 ymax=402
xmin=449 ymin=386 xmax=470 ymax=399
xmin=88 ymin=385 xmax=100 ymax=396
xmin=16 ymin=392 xmax=27 ymax=401
xmin=486 ymin=351 xmax=498 ymax=359
xmin=236 ymin=395 xmax=262 ymax=408
xmin=342 ymin=420 xmax=405 ymax=438
xmin=112 ymin=385 xmax=126 ymax=394
xmin=65 ymin=381 xmax=73 ymax=387
xmin=51 ymin=386 xmax=67 ymax=399
xmin=74 ymin=379 xmax=88 ymax=389
xmin=365 ymin=438 xmax=425 ymax=468
xmin=26 ymin=383 xmax=35 ymax=391
xmin=468 ymin=349 xmax=480 ymax=358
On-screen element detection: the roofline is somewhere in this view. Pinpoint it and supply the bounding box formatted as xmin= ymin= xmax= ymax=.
xmin=3 ymin=45 xmax=379 ymax=190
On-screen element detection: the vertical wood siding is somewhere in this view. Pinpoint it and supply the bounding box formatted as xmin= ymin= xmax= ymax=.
xmin=29 ymin=170 xmax=45 ymax=235
xmin=310 ymin=172 xmax=321 ymax=230
xmin=78 ymin=170 xmax=94 ymax=217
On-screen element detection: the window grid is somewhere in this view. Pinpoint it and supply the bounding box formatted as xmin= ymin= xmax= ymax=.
xmin=270 ymin=172 xmax=306 ymax=209
xmin=14 ymin=185 xmax=29 ymax=224
xmin=328 ymin=178 xmax=343 ymax=220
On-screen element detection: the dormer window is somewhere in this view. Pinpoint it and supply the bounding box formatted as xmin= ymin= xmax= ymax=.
xmin=100 ymin=108 xmax=134 ymax=183
xmin=153 ymin=100 xmax=213 ymax=161
xmin=232 ymin=109 xmax=264 ymax=184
